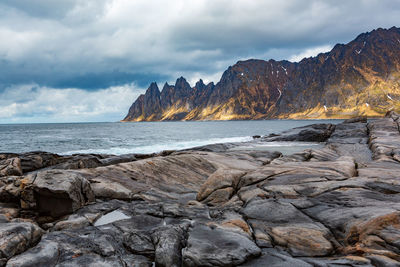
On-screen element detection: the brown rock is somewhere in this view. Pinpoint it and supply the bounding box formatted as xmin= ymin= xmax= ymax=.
xmin=0 ymin=158 xmax=22 ymax=177
xmin=197 ymin=168 xmax=246 ymax=201
xmin=270 ymin=225 xmax=333 ymax=256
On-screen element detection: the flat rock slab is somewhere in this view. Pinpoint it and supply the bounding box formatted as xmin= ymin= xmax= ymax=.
xmin=182 ymin=223 xmax=261 ymax=266
xmin=5 ymin=227 xmax=152 ymax=267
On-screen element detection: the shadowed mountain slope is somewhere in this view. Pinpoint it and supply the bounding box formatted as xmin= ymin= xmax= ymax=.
xmin=124 ymin=27 xmax=400 ymax=121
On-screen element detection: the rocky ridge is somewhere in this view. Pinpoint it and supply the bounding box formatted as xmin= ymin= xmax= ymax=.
xmin=124 ymin=27 xmax=400 ymax=121
xmin=1 ymin=112 xmax=400 ymax=266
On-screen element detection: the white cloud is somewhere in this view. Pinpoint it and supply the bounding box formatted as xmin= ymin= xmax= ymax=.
xmin=188 ymin=71 xmax=224 ymax=86
xmin=0 ymin=84 xmax=144 ymax=123
xmin=289 ymin=45 xmax=333 ymax=62
xmin=0 ymin=0 xmax=398 ymax=81
xmin=0 ymin=0 xmax=399 ymax=122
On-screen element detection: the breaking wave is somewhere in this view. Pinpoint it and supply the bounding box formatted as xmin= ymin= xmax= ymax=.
xmin=63 ymin=136 xmax=253 ymax=155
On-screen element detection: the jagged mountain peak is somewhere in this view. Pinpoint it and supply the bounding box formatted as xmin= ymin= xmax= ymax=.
xmin=147 ymin=82 xmax=160 ymax=95
xmin=123 ymin=26 xmax=400 ymax=121
xmin=174 ymin=77 xmax=191 ymax=89
xmin=194 ymin=79 xmax=206 ymax=91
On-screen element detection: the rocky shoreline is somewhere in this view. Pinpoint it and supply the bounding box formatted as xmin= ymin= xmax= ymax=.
xmin=1 ymin=112 xmax=400 ymax=266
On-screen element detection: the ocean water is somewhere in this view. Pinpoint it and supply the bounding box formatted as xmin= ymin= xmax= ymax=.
xmin=0 ymin=120 xmax=342 ymax=155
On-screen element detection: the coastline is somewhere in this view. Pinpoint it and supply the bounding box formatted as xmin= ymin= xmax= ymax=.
xmin=1 ymin=112 xmax=400 ymax=265
xmin=120 ymin=112 xmax=386 ymax=122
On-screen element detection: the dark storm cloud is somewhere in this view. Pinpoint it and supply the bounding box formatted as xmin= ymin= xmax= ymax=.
xmin=1 ymin=0 xmax=399 ymax=89
xmin=0 ymin=0 xmax=399 ymax=122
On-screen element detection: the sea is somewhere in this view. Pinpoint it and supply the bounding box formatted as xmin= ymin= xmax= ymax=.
xmin=0 ymin=120 xmax=343 ymax=155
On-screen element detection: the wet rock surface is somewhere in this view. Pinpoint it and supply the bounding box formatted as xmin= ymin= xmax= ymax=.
xmin=1 ymin=114 xmax=400 ymax=266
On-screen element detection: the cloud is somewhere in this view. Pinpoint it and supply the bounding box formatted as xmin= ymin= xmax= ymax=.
xmin=289 ymin=45 xmax=333 ymax=62
xmin=0 ymin=83 xmax=144 ymax=123
xmin=0 ymin=0 xmax=399 ymax=122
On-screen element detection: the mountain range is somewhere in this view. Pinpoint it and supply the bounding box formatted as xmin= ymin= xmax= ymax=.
xmin=123 ymin=27 xmax=400 ymax=121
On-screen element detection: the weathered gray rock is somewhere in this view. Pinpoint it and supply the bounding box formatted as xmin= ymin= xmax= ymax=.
xmin=368 ymin=116 xmax=400 ymax=162
xmin=263 ymin=123 xmax=335 ymax=142
xmin=0 ymin=177 xmax=22 ymax=203
xmin=368 ymin=255 xmax=400 ymax=267
xmin=242 ymin=199 xmax=335 ymax=256
xmin=197 ymin=168 xmax=245 ymax=202
xmin=0 ymin=203 xmax=19 ymax=223
xmin=238 ymin=156 xmax=356 ymax=189
xmin=0 ymin=222 xmax=43 ymax=263
xmin=6 ymin=227 xmax=152 ymax=267
xmin=0 ymin=151 xmax=141 ymax=176
xmin=239 ymin=248 xmax=313 ymax=267
xmin=21 ymin=170 xmax=95 ymax=217
xmin=152 ymin=225 xmax=188 ymax=267
xmin=6 ymin=241 xmax=60 ymax=267
xmin=182 ymin=224 xmax=261 ymax=266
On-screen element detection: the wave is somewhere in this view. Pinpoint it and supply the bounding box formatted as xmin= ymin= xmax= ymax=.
xmin=62 ymin=136 xmax=253 ymax=155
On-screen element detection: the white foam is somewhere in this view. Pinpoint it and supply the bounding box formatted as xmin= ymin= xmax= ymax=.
xmin=63 ymin=136 xmax=253 ymax=155
xmin=94 ymin=210 xmax=130 ymax=226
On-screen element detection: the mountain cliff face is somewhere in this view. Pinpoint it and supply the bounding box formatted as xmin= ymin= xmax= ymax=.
xmin=123 ymin=27 xmax=400 ymax=121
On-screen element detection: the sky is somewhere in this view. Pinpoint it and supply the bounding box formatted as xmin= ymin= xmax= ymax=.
xmin=0 ymin=0 xmax=399 ymax=123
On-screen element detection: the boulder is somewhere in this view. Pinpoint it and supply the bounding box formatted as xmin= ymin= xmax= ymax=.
xmin=0 ymin=222 xmax=43 ymax=262
xmin=21 ymin=170 xmax=95 ymax=217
